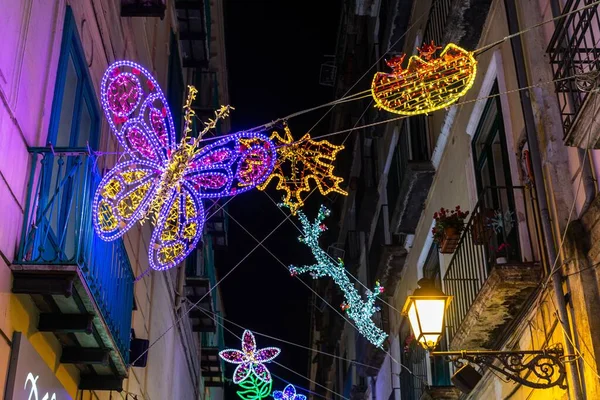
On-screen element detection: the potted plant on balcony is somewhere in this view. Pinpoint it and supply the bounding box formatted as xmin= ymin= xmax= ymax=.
xmin=492 ymin=242 xmax=511 ymax=265
xmin=432 ymin=206 xmax=469 ymax=254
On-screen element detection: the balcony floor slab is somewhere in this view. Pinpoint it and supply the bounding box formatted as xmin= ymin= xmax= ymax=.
xmin=450 ymin=262 xmax=542 ymax=350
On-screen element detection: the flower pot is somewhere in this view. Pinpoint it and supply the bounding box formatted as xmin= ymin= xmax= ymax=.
xmin=439 ymin=226 xmax=461 ymax=254
xmin=495 ymin=257 xmax=507 ymax=265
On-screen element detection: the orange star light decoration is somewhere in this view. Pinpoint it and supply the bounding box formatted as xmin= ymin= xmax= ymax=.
xmin=257 ymin=125 xmax=348 ymax=214
xmin=371 ymin=41 xmax=477 ymax=115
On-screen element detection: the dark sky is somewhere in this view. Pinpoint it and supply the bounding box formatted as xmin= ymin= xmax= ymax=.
xmin=218 ymin=1 xmax=342 ymax=398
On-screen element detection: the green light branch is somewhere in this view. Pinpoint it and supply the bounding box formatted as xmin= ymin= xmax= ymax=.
xmin=289 ymin=205 xmax=388 ymax=347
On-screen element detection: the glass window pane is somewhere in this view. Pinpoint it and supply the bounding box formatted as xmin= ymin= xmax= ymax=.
xmin=77 ymin=99 xmax=92 ymax=148
xmin=56 ymin=56 xmax=78 ymax=146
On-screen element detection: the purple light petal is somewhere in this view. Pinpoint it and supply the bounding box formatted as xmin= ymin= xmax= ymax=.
xmin=255 ymin=347 xmax=281 ymax=363
xmin=283 ymin=384 xmax=296 ymax=398
xmin=233 ymin=363 xmax=252 ymax=384
xmin=252 ymin=363 xmax=272 ymax=383
xmin=272 ymin=391 xmax=285 ymax=400
xmin=242 ymin=330 xmax=256 ymax=354
xmin=219 ymin=349 xmax=245 ymax=364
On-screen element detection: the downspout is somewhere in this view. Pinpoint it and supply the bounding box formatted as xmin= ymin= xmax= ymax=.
xmin=175 ymin=264 xmax=186 ymax=311
xmin=503 ymin=1 xmax=584 ymax=399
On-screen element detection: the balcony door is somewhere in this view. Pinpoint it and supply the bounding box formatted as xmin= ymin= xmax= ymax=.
xmin=471 ymin=82 xmax=519 ymax=261
xmin=34 ymin=7 xmax=100 ymax=263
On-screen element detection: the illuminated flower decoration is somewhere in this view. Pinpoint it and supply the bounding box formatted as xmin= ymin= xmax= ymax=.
xmin=219 ymin=330 xmax=281 ymax=384
xmin=371 ymin=42 xmax=477 ymax=116
xmin=273 ymin=384 xmax=307 ymax=400
xmin=257 ymin=125 xmax=347 ymax=214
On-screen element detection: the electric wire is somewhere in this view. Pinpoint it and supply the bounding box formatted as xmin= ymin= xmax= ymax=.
xmin=128 ymin=199 xmax=304 ymax=367
xmin=199 ymin=306 xmax=351 ymax=400
xmin=183 ymin=299 xmax=380 ymax=373
xmin=189 ymin=0 xmax=600 ymax=148
xmin=218 ymin=199 xmax=428 ymax=385
xmin=124 ymin=0 xmax=600 ymax=380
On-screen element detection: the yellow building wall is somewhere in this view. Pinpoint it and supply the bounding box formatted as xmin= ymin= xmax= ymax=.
xmin=0 ymin=0 xmax=201 ymax=399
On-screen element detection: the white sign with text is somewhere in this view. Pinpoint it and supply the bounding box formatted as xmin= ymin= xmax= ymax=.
xmin=5 ymin=332 xmax=72 ymax=400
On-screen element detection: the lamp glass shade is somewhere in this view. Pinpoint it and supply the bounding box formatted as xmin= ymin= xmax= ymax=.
xmin=403 ymin=291 xmax=451 ymax=351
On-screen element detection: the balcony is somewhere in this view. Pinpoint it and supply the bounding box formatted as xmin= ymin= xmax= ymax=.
xmin=13 ymin=148 xmax=134 ymax=391
xmin=442 ymin=187 xmax=543 ymax=350
xmin=176 ymin=0 xmax=209 ymax=69
xmin=204 ymin=200 xmax=229 ymax=247
xmin=389 ymin=118 xmax=435 ymax=235
xmin=368 ymin=207 xmax=407 ymax=295
xmin=200 ymin=321 xmax=225 ymax=387
xmin=356 ymin=153 xmax=380 ymax=233
xmin=185 ymin=247 xmax=216 ymax=333
xmin=548 ymin=0 xmax=600 ymax=147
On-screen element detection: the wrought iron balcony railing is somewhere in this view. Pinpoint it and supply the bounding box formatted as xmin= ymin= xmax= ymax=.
xmin=15 ymin=148 xmax=134 ymax=362
xmin=423 ymin=0 xmax=454 ymax=47
xmin=547 ymin=0 xmax=600 ymax=137
xmin=442 ymin=186 xmax=543 ymax=347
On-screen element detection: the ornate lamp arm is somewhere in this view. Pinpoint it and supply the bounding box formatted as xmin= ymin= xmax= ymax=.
xmin=431 ymin=345 xmax=568 ymax=389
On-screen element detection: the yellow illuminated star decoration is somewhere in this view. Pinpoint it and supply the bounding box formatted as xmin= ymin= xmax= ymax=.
xmin=257 ymin=125 xmax=348 ymax=214
xmin=371 ymin=42 xmax=477 ymax=116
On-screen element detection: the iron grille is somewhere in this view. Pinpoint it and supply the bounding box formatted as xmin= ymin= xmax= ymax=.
xmin=547 ymin=0 xmax=600 ymax=137
xmin=423 ymin=0 xmax=454 ymax=46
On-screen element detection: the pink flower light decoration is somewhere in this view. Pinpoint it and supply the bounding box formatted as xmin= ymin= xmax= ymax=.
xmin=219 ymin=330 xmax=280 ymax=384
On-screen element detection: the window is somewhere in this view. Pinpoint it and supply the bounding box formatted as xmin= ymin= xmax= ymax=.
xmin=48 ymin=7 xmax=100 ymax=149
xmin=471 ymin=82 xmax=520 ymax=260
xmin=471 ymin=82 xmax=512 ymax=193
xmin=40 ymin=7 xmax=101 ymax=261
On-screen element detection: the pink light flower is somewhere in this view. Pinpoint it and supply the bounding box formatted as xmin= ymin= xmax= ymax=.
xmin=219 ymin=330 xmax=280 ymax=384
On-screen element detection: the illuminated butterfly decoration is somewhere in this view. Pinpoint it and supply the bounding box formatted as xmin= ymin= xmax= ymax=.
xmin=92 ymin=61 xmax=276 ymax=271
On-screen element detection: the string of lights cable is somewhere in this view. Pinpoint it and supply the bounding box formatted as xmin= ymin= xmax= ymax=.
xmin=126 ymin=54 xmax=600 ymax=381
xmin=529 ymin=90 xmax=600 ymax=382
xmin=200 ymin=307 xmax=350 ymax=400
xmin=128 ymin=197 xmax=308 ymax=367
xmin=183 ymin=298 xmax=381 ymax=373
xmin=186 ymin=0 xmax=600 ymax=148
xmin=122 ymin=0 xmax=600 ymax=376
xmin=510 ymin=44 xmax=600 ymax=380
xmin=218 ymin=202 xmax=428 ymax=385
xmin=123 ymin=0 xmax=435 ymax=373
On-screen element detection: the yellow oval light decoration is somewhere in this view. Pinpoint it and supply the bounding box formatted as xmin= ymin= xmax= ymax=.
xmin=371 ymin=42 xmax=477 ymax=116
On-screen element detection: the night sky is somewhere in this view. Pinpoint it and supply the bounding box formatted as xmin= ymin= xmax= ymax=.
xmin=218 ymin=1 xmax=342 ymax=398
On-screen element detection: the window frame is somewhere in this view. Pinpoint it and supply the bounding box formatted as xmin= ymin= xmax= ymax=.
xmin=47 ymin=6 xmax=100 ymax=150
xmin=471 ymin=81 xmax=513 ymax=194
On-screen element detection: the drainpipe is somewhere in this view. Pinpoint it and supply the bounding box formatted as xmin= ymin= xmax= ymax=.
xmin=503 ymin=1 xmax=584 ymax=399
xmin=175 ymin=264 xmax=186 ymax=311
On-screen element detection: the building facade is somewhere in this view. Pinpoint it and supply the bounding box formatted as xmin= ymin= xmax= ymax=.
xmin=0 ymin=0 xmax=229 ymax=399
xmin=308 ymin=0 xmax=600 ymax=399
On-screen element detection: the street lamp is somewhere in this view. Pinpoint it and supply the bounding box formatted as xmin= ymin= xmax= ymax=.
xmin=401 ymin=278 xmax=451 ymax=351
xmin=402 ymin=279 xmax=568 ymax=392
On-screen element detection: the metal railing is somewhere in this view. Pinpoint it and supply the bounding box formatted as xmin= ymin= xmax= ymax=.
xmin=400 ymin=338 xmax=429 ymax=400
xmin=547 ymin=0 xmax=600 ymax=136
xmin=16 ymin=148 xmax=134 ymax=362
xmin=423 ymin=0 xmax=454 ymax=46
xmin=442 ymin=186 xmax=541 ymax=343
